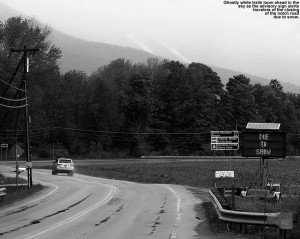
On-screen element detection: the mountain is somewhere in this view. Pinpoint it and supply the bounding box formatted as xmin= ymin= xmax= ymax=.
xmin=0 ymin=2 xmax=156 ymax=74
xmin=52 ymin=29 xmax=156 ymax=74
xmin=1 ymin=2 xmax=300 ymax=94
xmin=212 ymin=66 xmax=300 ymax=94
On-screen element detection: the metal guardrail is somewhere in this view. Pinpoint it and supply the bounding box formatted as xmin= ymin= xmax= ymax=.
xmin=209 ymin=188 xmax=293 ymax=238
xmin=0 ymin=187 xmax=7 ymax=200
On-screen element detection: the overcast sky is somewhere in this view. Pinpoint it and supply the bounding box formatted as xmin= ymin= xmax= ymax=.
xmin=3 ymin=0 xmax=300 ymax=85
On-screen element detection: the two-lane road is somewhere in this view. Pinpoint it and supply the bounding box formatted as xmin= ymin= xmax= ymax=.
xmin=0 ymin=169 xmax=201 ymax=239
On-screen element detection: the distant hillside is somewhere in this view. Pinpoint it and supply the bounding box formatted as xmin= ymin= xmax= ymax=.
xmin=52 ymin=29 xmax=156 ymax=74
xmin=0 ymin=1 xmax=23 ymax=19
xmin=212 ymin=66 xmax=300 ymax=94
xmin=0 ymin=2 xmax=156 ymax=74
xmin=1 ymin=2 xmax=300 ymax=94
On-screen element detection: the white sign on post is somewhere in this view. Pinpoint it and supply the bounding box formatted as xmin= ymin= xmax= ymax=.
xmin=26 ymin=162 xmax=33 ymax=168
xmin=215 ymin=171 xmax=234 ymax=178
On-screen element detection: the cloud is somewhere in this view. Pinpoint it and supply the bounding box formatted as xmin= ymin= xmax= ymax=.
xmin=126 ymin=33 xmax=154 ymax=54
xmin=146 ymin=33 xmax=191 ymax=63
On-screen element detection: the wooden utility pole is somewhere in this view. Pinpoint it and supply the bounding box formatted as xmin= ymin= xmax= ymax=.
xmin=11 ymin=46 xmax=39 ymax=188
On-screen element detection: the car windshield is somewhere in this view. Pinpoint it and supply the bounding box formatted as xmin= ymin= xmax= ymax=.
xmin=59 ymin=159 xmax=72 ymax=164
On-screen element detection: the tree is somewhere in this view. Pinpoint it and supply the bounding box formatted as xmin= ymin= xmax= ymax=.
xmin=269 ymin=79 xmax=283 ymax=92
xmin=60 ymin=70 xmax=88 ymax=126
xmin=0 ymin=17 xmax=61 ymax=150
xmin=123 ymin=74 xmax=154 ymax=155
xmin=225 ymin=74 xmax=256 ymax=130
xmin=286 ymin=93 xmax=300 ymax=154
xmin=183 ymin=63 xmax=226 ymax=154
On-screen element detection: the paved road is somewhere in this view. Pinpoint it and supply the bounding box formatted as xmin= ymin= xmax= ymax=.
xmin=0 ymin=169 xmax=201 ymax=239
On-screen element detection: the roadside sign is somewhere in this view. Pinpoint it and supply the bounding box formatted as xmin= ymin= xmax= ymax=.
xmin=1 ymin=144 xmax=8 ymax=161
xmin=215 ymin=171 xmax=234 ymax=178
xmin=242 ymin=131 xmax=286 ymax=157
xmin=26 ymin=162 xmax=32 ymax=168
xmin=211 ymin=131 xmax=239 ymax=150
xmin=211 ymin=144 xmax=239 ymax=150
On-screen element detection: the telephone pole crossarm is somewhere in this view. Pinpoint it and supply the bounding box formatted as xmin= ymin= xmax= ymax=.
xmin=11 ymin=47 xmax=39 ymax=53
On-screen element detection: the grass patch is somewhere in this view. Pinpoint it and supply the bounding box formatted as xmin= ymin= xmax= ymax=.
xmin=0 ymin=174 xmax=45 ymax=208
xmin=0 ymin=174 xmax=27 ymax=185
xmin=227 ymin=195 xmax=300 ymax=213
xmin=70 ymin=158 xmax=300 ymax=192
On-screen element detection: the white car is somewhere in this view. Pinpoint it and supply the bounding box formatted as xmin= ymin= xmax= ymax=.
xmin=52 ymin=158 xmax=74 ymax=176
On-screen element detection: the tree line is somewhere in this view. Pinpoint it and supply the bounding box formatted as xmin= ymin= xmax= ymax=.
xmin=1 ymin=17 xmax=300 ymax=158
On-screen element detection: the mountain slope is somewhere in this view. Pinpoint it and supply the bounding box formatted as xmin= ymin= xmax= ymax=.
xmin=1 ymin=2 xmax=300 ymax=94
xmin=212 ymin=66 xmax=300 ymax=94
xmin=0 ymin=2 xmax=156 ymax=74
xmin=52 ymin=29 xmax=156 ymax=74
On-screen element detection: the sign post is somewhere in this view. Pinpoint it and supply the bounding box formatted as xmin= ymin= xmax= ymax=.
xmin=211 ymin=131 xmax=239 ymax=188
xmin=242 ymin=123 xmax=286 ymax=188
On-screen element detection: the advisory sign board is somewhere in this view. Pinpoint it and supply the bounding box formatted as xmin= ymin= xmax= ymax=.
xmin=211 ymin=131 xmax=239 ymax=150
xmin=242 ymin=131 xmax=286 ymax=157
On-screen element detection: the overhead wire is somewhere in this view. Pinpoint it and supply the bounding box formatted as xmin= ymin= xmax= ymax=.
xmin=1 ymin=125 xmax=298 ymax=148
xmin=50 ymin=126 xmax=210 ymax=144
xmin=0 ymin=78 xmax=26 ymax=92
xmin=0 ymin=103 xmax=28 ymax=108
xmin=54 ymin=126 xmax=210 ymax=136
xmin=0 ymin=95 xmax=27 ymax=101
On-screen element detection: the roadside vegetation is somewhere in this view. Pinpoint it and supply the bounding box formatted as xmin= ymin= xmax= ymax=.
xmin=0 ymin=174 xmax=44 ymax=208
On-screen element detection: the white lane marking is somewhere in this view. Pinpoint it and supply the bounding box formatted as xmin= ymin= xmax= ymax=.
xmin=0 ymin=172 xmax=58 ymax=216
xmin=163 ymin=185 xmax=181 ymax=239
xmin=27 ymin=174 xmax=58 ymax=204
xmin=23 ymin=174 xmax=117 ymax=239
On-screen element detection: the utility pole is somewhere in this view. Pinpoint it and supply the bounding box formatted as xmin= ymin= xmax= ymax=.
xmin=11 ymin=46 xmax=39 ymax=188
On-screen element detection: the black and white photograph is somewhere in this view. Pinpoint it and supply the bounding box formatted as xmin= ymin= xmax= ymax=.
xmin=0 ymin=0 xmax=299 ymax=238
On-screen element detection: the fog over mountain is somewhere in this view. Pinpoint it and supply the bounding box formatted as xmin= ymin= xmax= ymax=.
xmin=1 ymin=2 xmax=300 ymax=94
xmin=52 ymin=29 xmax=156 ymax=74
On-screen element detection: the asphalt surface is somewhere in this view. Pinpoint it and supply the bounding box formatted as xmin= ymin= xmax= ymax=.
xmin=0 ymin=167 xmax=202 ymax=239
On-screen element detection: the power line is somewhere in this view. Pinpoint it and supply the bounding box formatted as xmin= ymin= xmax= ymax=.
xmin=54 ymin=126 xmax=209 ymax=136
xmin=0 ymin=103 xmax=28 ymax=108
xmin=0 ymin=95 xmax=27 ymax=102
xmin=0 ymin=78 xmax=26 ymax=92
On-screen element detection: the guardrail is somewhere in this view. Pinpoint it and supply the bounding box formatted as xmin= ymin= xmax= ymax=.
xmin=209 ymin=188 xmax=293 ymax=239
xmin=0 ymin=187 xmax=7 ymax=201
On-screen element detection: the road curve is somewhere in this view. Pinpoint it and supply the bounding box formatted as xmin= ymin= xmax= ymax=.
xmin=0 ymin=169 xmax=201 ymax=239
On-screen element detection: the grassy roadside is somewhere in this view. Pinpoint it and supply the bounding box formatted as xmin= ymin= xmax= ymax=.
xmin=0 ymin=174 xmax=44 ymax=208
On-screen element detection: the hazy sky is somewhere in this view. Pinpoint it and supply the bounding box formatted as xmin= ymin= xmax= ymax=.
xmin=2 ymin=0 xmax=300 ymax=85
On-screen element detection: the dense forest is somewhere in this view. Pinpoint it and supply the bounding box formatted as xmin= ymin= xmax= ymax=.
xmin=1 ymin=17 xmax=300 ymax=158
